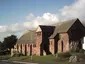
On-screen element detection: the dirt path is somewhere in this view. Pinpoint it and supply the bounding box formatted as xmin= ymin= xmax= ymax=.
xmin=0 ymin=60 xmax=38 ymax=64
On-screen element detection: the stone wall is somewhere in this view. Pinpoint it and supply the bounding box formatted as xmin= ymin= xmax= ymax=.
xmin=32 ymin=44 xmax=40 ymax=56
xmin=35 ymin=44 xmax=40 ymax=56
xmin=14 ymin=42 xmax=41 ymax=56
xmin=49 ymin=39 xmax=54 ymax=54
xmin=14 ymin=33 xmax=69 ymax=56
xmin=58 ymin=33 xmax=69 ymax=53
xmin=26 ymin=44 xmax=30 ymax=56
xmin=36 ymin=32 xmax=42 ymax=55
xmin=58 ymin=40 xmax=62 ymax=53
xmin=36 ymin=32 xmax=42 ymax=45
xmin=21 ymin=44 xmax=25 ymax=55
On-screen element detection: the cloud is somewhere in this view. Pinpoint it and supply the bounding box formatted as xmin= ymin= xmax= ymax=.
xmin=0 ymin=0 xmax=85 ymax=41
xmin=0 ymin=13 xmax=59 ymax=41
xmin=23 ymin=13 xmax=59 ymax=28
xmin=60 ymin=0 xmax=85 ymax=20
xmin=25 ymin=13 xmax=35 ymax=20
xmin=0 ymin=26 xmax=7 ymax=32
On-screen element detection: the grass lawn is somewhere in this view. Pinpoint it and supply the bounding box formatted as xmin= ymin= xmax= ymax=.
xmin=0 ymin=55 xmax=11 ymax=60
xmin=0 ymin=55 xmax=85 ymax=64
xmin=8 ymin=55 xmax=57 ymax=63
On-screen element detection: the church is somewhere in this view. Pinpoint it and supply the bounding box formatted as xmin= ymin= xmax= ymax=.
xmin=14 ymin=18 xmax=85 ymax=56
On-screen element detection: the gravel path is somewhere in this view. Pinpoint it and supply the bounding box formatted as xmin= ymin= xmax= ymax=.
xmin=0 ymin=60 xmax=38 ymax=64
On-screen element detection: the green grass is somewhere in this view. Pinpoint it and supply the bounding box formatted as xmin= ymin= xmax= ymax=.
xmin=0 ymin=55 xmax=57 ymax=63
xmin=0 ymin=54 xmax=85 ymax=64
xmin=0 ymin=55 xmax=73 ymax=64
xmin=0 ymin=55 xmax=11 ymax=60
xmin=8 ymin=56 xmax=29 ymax=61
xmin=31 ymin=55 xmax=56 ymax=62
xmin=9 ymin=55 xmax=56 ymax=63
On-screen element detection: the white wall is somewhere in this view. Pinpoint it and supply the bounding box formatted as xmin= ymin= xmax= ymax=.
xmin=83 ymin=37 xmax=85 ymax=50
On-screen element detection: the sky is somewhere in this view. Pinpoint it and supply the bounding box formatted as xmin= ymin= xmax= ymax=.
xmin=0 ymin=0 xmax=74 ymax=25
xmin=0 ymin=0 xmax=85 ymax=42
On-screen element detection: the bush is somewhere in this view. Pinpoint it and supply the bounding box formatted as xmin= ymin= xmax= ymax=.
xmin=77 ymin=53 xmax=85 ymax=59
xmin=13 ymin=53 xmax=24 ymax=57
xmin=0 ymin=49 xmax=10 ymax=55
xmin=12 ymin=51 xmax=24 ymax=57
xmin=57 ymin=52 xmax=71 ymax=58
xmin=79 ymin=49 xmax=85 ymax=53
xmin=70 ymin=48 xmax=80 ymax=53
xmin=56 ymin=52 xmax=71 ymax=61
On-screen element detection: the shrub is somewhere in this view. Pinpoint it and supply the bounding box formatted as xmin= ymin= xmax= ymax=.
xmin=77 ymin=53 xmax=85 ymax=59
xmin=79 ymin=49 xmax=85 ymax=53
xmin=12 ymin=51 xmax=24 ymax=57
xmin=57 ymin=52 xmax=71 ymax=58
xmin=13 ymin=53 xmax=24 ymax=57
xmin=70 ymin=48 xmax=80 ymax=53
xmin=56 ymin=52 xmax=71 ymax=61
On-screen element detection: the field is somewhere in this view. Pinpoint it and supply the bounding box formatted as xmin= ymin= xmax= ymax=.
xmin=0 ymin=55 xmax=85 ymax=64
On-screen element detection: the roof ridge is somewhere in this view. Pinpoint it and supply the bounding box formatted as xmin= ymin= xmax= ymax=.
xmin=49 ymin=18 xmax=79 ymax=38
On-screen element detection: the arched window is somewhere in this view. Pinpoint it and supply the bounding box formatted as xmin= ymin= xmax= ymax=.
xmin=61 ymin=41 xmax=63 ymax=52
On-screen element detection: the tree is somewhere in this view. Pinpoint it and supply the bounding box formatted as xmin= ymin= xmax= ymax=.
xmin=0 ymin=41 xmax=7 ymax=55
xmin=3 ymin=35 xmax=18 ymax=50
xmin=0 ymin=41 xmax=2 ymax=50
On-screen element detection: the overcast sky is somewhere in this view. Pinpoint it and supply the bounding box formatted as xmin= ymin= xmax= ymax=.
xmin=0 ymin=0 xmax=85 ymax=41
